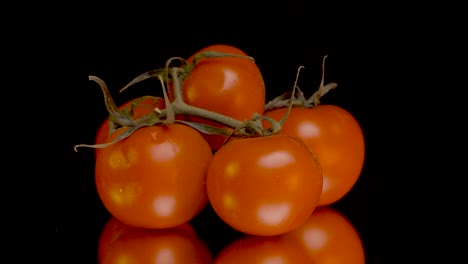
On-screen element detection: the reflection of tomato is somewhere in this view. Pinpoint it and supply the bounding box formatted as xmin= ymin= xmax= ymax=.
xmin=180 ymin=44 xmax=266 ymax=151
xmin=206 ymin=135 xmax=322 ymax=236
xmin=280 ymin=206 xmax=365 ymax=264
xmin=98 ymin=216 xmax=213 ymax=264
xmin=214 ymin=235 xmax=311 ymax=263
xmin=95 ymin=124 xmax=213 ymax=229
xmin=95 ymin=96 xmax=165 ymax=145
xmin=264 ymin=105 xmax=365 ymax=205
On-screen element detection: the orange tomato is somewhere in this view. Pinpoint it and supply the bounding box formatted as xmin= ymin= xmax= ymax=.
xmin=98 ymin=216 xmax=213 ymax=264
xmin=206 ymin=135 xmax=323 ymax=236
xmin=280 ymin=206 xmax=365 ymax=264
xmin=94 ymin=123 xmax=213 ymax=229
xmin=264 ymin=104 xmax=365 ymax=205
xmin=214 ymin=235 xmax=311 ymax=263
xmin=180 ymin=44 xmax=266 ymax=151
xmin=95 ymin=96 xmax=165 ymax=145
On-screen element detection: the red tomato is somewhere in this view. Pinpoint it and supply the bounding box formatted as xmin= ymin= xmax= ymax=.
xmin=95 ymin=96 xmax=165 ymax=145
xmin=206 ymin=135 xmax=323 ymax=236
xmin=214 ymin=235 xmax=311 ymax=263
xmin=264 ymin=105 xmax=365 ymax=205
xmin=179 ymin=44 xmax=266 ymax=151
xmin=280 ymin=206 xmax=365 ymax=264
xmin=98 ymin=216 xmax=213 ymax=264
xmin=94 ymin=123 xmax=213 ymax=229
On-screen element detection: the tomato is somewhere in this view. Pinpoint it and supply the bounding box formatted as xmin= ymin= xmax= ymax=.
xmin=98 ymin=216 xmax=213 ymax=264
xmin=214 ymin=235 xmax=311 ymax=263
xmin=95 ymin=96 xmax=165 ymax=145
xmin=94 ymin=123 xmax=213 ymax=229
xmin=206 ymin=135 xmax=322 ymax=236
xmin=264 ymin=104 xmax=365 ymax=205
xmin=280 ymin=206 xmax=365 ymax=264
xmin=179 ymin=44 xmax=266 ymax=151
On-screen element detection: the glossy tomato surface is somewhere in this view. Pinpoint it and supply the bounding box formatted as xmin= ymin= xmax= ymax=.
xmin=98 ymin=216 xmax=213 ymax=264
xmin=280 ymin=206 xmax=365 ymax=264
xmin=180 ymin=44 xmax=266 ymax=151
xmin=214 ymin=235 xmax=311 ymax=263
xmin=95 ymin=96 xmax=165 ymax=145
xmin=94 ymin=123 xmax=213 ymax=229
xmin=264 ymin=104 xmax=365 ymax=205
xmin=206 ymin=135 xmax=323 ymax=236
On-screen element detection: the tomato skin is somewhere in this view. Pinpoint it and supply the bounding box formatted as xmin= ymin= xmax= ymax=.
xmin=280 ymin=206 xmax=365 ymax=264
xmin=264 ymin=105 xmax=365 ymax=206
xmin=214 ymin=235 xmax=311 ymax=263
xmin=95 ymin=97 xmax=165 ymax=145
xmin=181 ymin=44 xmax=266 ymax=151
xmin=95 ymin=123 xmax=213 ymax=229
xmin=98 ymin=216 xmax=213 ymax=264
xmin=206 ymin=135 xmax=323 ymax=236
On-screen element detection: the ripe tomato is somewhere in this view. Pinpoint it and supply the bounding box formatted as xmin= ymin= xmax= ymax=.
xmin=94 ymin=123 xmax=213 ymax=229
xmin=280 ymin=206 xmax=365 ymax=264
xmin=264 ymin=104 xmax=365 ymax=205
xmin=179 ymin=44 xmax=266 ymax=151
xmin=98 ymin=216 xmax=213 ymax=264
xmin=95 ymin=96 xmax=165 ymax=145
xmin=206 ymin=135 xmax=323 ymax=236
xmin=214 ymin=235 xmax=311 ymax=263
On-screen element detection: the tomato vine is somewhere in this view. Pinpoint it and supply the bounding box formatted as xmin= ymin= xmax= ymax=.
xmin=74 ymin=49 xmax=339 ymax=155
xmin=263 ymin=55 xmax=337 ymax=110
xmin=74 ymin=50 xmax=316 ymax=152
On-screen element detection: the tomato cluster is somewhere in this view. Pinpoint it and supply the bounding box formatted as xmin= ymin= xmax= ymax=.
xmin=80 ymin=44 xmax=366 ymax=262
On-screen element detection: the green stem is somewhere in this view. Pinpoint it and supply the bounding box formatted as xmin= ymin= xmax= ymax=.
xmin=157 ymin=75 xmax=175 ymax=124
xmin=279 ymin=66 xmax=304 ymax=126
xmin=158 ymin=101 xmax=244 ymax=129
xmin=306 ymin=55 xmax=337 ymax=106
xmin=148 ymin=66 xmax=245 ymax=129
xmin=171 ymin=67 xmax=184 ymax=104
xmin=185 ymin=51 xmax=254 ymax=73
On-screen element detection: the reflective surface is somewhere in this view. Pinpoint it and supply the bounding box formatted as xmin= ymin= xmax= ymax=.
xmin=97 ymin=217 xmax=213 ymax=263
xmin=51 ymin=12 xmax=382 ymax=263
xmin=95 ymin=206 xmax=367 ymax=263
xmin=54 ymin=184 xmax=377 ymax=263
xmin=280 ymin=206 xmax=366 ymax=264
xmin=95 ymin=206 xmax=370 ymax=264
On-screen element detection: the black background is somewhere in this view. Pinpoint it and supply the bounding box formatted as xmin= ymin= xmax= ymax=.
xmin=19 ymin=2 xmax=432 ymax=263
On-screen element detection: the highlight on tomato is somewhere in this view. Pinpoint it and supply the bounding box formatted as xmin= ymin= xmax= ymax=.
xmin=95 ymin=96 xmax=165 ymax=145
xmin=206 ymin=134 xmax=323 ymax=236
xmin=279 ymin=206 xmax=365 ymax=264
xmin=264 ymin=104 xmax=365 ymax=206
xmin=214 ymin=234 xmax=311 ymax=263
xmin=98 ymin=216 xmax=213 ymax=264
xmin=94 ymin=123 xmax=213 ymax=229
xmin=178 ymin=44 xmax=266 ymax=151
